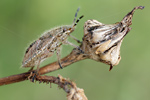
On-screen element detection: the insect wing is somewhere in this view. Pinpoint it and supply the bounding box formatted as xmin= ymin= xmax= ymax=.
xmin=22 ymin=40 xmax=41 ymax=67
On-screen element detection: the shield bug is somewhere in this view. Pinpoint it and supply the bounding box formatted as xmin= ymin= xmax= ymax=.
xmin=83 ymin=6 xmax=144 ymax=71
xmin=22 ymin=8 xmax=84 ymax=76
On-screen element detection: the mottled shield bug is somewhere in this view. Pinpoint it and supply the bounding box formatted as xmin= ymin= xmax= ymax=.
xmin=22 ymin=8 xmax=84 ymax=76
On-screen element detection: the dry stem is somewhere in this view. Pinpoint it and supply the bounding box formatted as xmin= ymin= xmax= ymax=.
xmin=0 ymin=47 xmax=87 ymax=86
xmin=31 ymin=75 xmax=88 ymax=100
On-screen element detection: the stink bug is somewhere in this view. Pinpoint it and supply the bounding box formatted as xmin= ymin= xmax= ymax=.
xmin=22 ymin=8 xmax=84 ymax=76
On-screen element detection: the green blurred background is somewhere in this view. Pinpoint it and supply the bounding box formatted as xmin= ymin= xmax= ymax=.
xmin=0 ymin=0 xmax=149 ymax=100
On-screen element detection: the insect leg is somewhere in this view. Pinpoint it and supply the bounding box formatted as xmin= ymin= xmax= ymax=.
xmin=28 ymin=66 xmax=34 ymax=72
xmin=34 ymin=40 xmax=42 ymax=74
xmin=32 ymin=59 xmax=41 ymax=82
xmin=36 ymin=59 xmax=41 ymax=73
xmin=63 ymin=41 xmax=84 ymax=53
xmin=69 ymin=35 xmax=81 ymax=43
xmin=27 ymin=67 xmax=35 ymax=80
xmin=56 ymin=44 xmax=63 ymax=69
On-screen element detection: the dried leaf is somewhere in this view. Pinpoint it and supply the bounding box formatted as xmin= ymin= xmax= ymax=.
xmin=83 ymin=6 xmax=144 ymax=70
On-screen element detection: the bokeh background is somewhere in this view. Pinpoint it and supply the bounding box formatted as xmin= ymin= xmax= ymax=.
xmin=0 ymin=0 xmax=149 ymax=100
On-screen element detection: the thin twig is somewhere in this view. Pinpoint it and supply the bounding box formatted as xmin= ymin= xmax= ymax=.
xmin=35 ymin=75 xmax=88 ymax=100
xmin=0 ymin=48 xmax=87 ymax=86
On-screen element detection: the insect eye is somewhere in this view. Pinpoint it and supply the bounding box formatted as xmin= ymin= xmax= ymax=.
xmin=63 ymin=29 xmax=66 ymax=32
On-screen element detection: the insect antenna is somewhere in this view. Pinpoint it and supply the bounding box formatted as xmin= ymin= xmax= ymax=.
xmin=72 ymin=7 xmax=84 ymax=27
xmin=73 ymin=15 xmax=84 ymax=27
xmin=73 ymin=7 xmax=80 ymax=24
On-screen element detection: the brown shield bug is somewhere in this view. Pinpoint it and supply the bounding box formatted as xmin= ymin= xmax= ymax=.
xmin=22 ymin=8 xmax=84 ymax=77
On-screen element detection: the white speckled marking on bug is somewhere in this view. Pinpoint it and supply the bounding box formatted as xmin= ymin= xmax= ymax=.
xmin=22 ymin=8 xmax=84 ymax=71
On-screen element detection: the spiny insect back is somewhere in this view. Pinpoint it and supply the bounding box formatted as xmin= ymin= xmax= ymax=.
xmin=83 ymin=6 xmax=144 ymax=71
xmin=22 ymin=7 xmax=84 ymax=75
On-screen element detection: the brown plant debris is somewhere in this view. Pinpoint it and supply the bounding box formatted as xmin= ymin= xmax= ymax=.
xmin=82 ymin=6 xmax=144 ymax=71
xmin=34 ymin=75 xmax=88 ymax=100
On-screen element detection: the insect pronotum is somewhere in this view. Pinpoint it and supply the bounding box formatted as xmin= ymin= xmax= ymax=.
xmin=22 ymin=8 xmax=84 ymax=75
